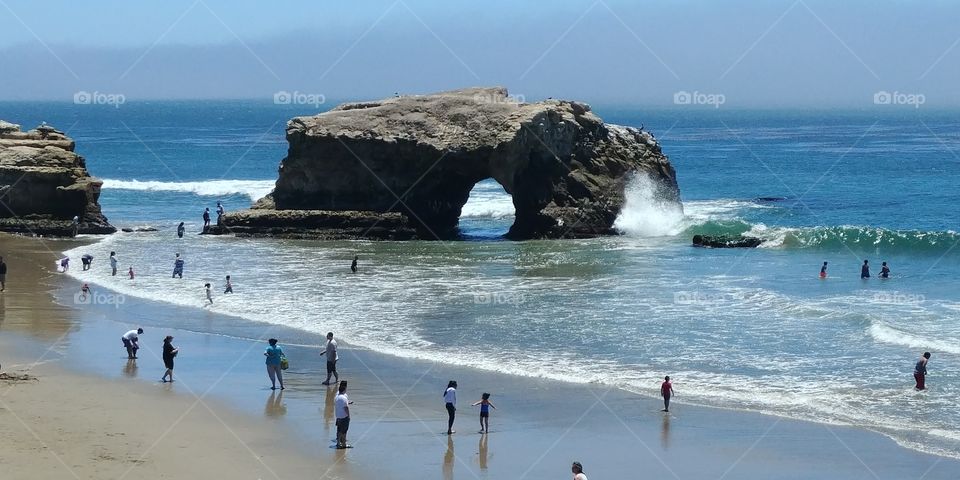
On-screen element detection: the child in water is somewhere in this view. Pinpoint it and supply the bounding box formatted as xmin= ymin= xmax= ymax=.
xmin=471 ymin=393 xmax=497 ymax=433
xmin=819 ymin=261 xmax=828 ymax=279
xmin=224 ymin=275 xmax=233 ymax=293
xmin=880 ymin=262 xmax=890 ymax=279
xmin=128 ymin=267 xmax=135 ymax=280
xmin=204 ymin=283 xmax=213 ymax=304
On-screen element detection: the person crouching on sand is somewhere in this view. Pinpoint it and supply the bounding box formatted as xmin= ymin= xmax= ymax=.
xmin=161 ymin=335 xmax=178 ymax=383
xmin=472 ymin=392 xmax=496 ymax=433
xmin=661 ymin=376 xmax=675 ymax=412
xmin=264 ymin=338 xmax=285 ymax=390
xmin=915 ymin=352 xmax=931 ymax=390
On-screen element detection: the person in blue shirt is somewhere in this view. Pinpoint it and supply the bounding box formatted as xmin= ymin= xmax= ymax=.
xmin=264 ymin=338 xmax=285 ymax=390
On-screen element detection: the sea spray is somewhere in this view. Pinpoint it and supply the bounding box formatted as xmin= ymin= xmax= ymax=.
xmin=102 ymin=179 xmax=276 ymax=202
xmin=614 ymin=174 xmax=685 ymax=237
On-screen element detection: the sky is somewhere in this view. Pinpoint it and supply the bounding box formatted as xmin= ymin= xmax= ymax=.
xmin=0 ymin=0 xmax=958 ymax=107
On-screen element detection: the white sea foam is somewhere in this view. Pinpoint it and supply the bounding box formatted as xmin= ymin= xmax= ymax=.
xmin=614 ymin=174 xmax=685 ymax=236
xmin=868 ymin=323 xmax=960 ymax=355
xmin=101 ymin=179 xmax=275 ymax=201
xmin=460 ymin=183 xmax=515 ymax=218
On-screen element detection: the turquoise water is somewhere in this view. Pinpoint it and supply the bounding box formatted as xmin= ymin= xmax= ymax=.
xmin=3 ymin=101 xmax=959 ymax=458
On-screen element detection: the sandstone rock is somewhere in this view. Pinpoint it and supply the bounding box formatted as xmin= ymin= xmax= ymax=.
xmin=0 ymin=122 xmax=115 ymax=236
xmin=225 ymin=87 xmax=680 ymax=239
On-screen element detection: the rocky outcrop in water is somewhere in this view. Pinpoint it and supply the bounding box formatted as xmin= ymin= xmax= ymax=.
xmin=0 ymin=121 xmax=115 ymax=236
xmin=692 ymin=235 xmax=762 ymax=248
xmin=224 ymin=87 xmax=680 ymax=239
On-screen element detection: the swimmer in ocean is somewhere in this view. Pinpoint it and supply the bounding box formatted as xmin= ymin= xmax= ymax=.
xmin=880 ymin=261 xmax=890 ymax=279
xmin=819 ymin=261 xmax=828 ymax=279
xmin=861 ymin=260 xmax=870 ymax=279
xmin=177 ymin=222 xmax=185 ymax=238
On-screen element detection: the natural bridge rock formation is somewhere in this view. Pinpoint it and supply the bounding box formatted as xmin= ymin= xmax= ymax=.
xmin=0 ymin=121 xmax=114 ymax=236
xmin=224 ymin=87 xmax=680 ymax=240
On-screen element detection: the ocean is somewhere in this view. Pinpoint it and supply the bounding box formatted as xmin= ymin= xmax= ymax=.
xmin=3 ymin=100 xmax=959 ymax=459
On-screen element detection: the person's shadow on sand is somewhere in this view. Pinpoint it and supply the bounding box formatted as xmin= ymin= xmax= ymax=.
xmin=265 ymin=391 xmax=286 ymax=418
xmin=478 ymin=433 xmax=489 ymax=471
xmin=443 ymin=435 xmax=455 ymax=480
xmin=324 ymin=384 xmax=336 ymax=430
xmin=661 ymin=413 xmax=671 ymax=450
xmin=123 ymin=358 xmax=138 ymax=378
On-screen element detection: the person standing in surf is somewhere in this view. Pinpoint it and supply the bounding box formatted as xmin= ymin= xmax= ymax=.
xmin=819 ymin=261 xmax=828 ymax=279
xmin=351 ymin=255 xmax=358 ymax=273
xmin=177 ymin=222 xmax=185 ymax=238
xmin=204 ymin=283 xmax=213 ymax=304
xmin=334 ymin=380 xmax=353 ymax=449
xmin=110 ymin=251 xmax=118 ymax=276
xmin=172 ymin=253 xmax=184 ymax=279
xmin=915 ymin=352 xmax=931 ymax=390
xmin=861 ymin=259 xmax=870 ymax=279
xmin=128 ymin=266 xmax=135 ymax=280
xmin=880 ymin=261 xmax=890 ymax=279
xmin=224 ymin=275 xmax=233 ymax=294
xmin=0 ymin=256 xmax=7 ymax=292
xmin=264 ymin=338 xmax=285 ymax=390
xmin=471 ymin=392 xmax=496 ymax=433
xmin=320 ymin=332 xmax=339 ymax=385
xmin=161 ymin=335 xmax=178 ymax=383
xmin=444 ymin=380 xmax=458 ymax=435
xmin=660 ymin=376 xmax=675 ymax=412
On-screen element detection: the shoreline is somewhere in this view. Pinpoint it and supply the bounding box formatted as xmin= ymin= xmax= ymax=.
xmin=3 ymin=232 xmax=960 ymax=478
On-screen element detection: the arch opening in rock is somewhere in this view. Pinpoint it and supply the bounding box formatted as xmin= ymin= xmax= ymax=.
xmin=457 ymin=179 xmax=515 ymax=239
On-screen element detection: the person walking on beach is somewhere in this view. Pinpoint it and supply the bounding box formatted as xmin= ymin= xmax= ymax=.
xmin=472 ymin=392 xmax=496 ymax=433
xmin=224 ymin=275 xmax=233 ymax=293
xmin=264 ymin=338 xmax=285 ymax=390
xmin=351 ymin=255 xmax=358 ymax=273
xmin=335 ymin=380 xmax=353 ymax=448
xmin=320 ymin=332 xmax=339 ymax=385
xmin=161 ymin=335 xmax=178 ymax=383
xmin=122 ymin=328 xmax=143 ymax=359
xmin=571 ymin=461 xmax=588 ymax=480
xmin=172 ymin=253 xmax=184 ymax=279
xmin=444 ymin=380 xmax=458 ymax=435
xmin=861 ymin=259 xmax=870 ymax=279
xmin=81 ymin=254 xmax=94 ymax=271
xmin=0 ymin=256 xmax=7 ymax=292
xmin=880 ymin=261 xmax=891 ymax=279
xmin=109 ymin=251 xmax=118 ymax=276
xmin=202 ymin=208 xmax=211 ymax=231
xmin=204 ymin=283 xmax=213 ymax=304
xmin=177 ymin=222 xmax=185 ymax=238
xmin=915 ymin=352 xmax=931 ymax=390
xmin=661 ymin=376 xmax=675 ymax=412
xmin=819 ymin=261 xmax=828 ymax=279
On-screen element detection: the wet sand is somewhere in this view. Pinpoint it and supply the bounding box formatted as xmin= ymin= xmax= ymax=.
xmin=2 ymin=233 xmax=959 ymax=479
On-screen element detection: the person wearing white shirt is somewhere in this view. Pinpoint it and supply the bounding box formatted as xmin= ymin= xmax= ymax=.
xmin=444 ymin=380 xmax=458 ymax=435
xmin=572 ymin=461 xmax=588 ymax=480
xmin=334 ymin=380 xmax=353 ymax=448
xmin=320 ymin=332 xmax=339 ymax=385
xmin=121 ymin=328 xmax=143 ymax=359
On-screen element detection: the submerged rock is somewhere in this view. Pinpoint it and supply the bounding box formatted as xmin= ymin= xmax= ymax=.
xmin=692 ymin=234 xmax=762 ymax=248
xmin=225 ymin=87 xmax=680 ymax=240
xmin=0 ymin=122 xmax=114 ymax=236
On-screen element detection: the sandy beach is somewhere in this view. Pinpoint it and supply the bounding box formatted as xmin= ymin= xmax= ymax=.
xmin=1 ymin=232 xmax=959 ymax=479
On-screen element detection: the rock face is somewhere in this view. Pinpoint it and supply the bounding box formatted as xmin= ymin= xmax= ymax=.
xmin=225 ymin=87 xmax=680 ymax=239
xmin=0 ymin=122 xmax=115 ymax=236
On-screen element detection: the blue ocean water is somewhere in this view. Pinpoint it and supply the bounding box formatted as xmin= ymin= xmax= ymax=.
xmin=3 ymin=101 xmax=960 ymax=458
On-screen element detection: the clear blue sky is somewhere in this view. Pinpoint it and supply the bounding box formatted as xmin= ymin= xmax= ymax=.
xmin=1 ymin=0 xmax=958 ymax=106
